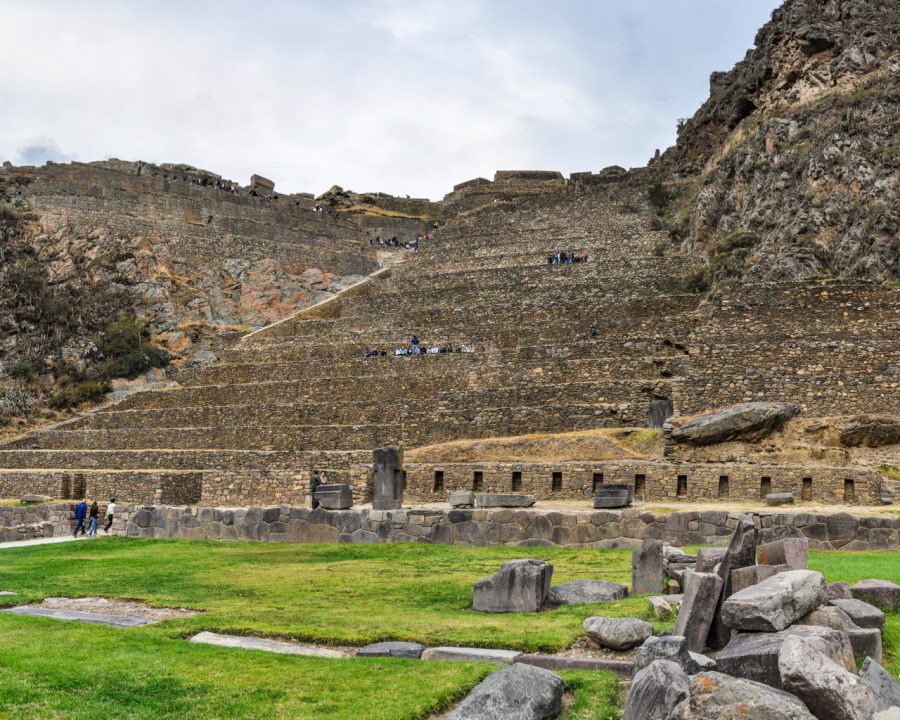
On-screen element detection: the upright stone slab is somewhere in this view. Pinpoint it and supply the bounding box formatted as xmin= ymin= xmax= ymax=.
xmin=473 ymin=559 xmax=553 ymax=613
xmin=674 ymin=571 xmax=724 ymax=652
xmin=708 ymin=514 xmax=758 ymax=649
xmin=632 ymin=539 xmax=664 ymax=595
xmin=757 ymin=537 xmax=809 ymax=570
xmin=730 ymin=563 xmax=790 ymax=594
xmin=696 ymin=547 xmax=727 ymax=574
xmin=372 ymin=446 xmax=404 ymax=510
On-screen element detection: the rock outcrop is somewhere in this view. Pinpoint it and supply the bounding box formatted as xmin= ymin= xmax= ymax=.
xmin=671 ymin=402 xmax=799 ymax=445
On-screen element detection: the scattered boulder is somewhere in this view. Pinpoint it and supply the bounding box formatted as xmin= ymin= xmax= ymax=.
xmin=829 ymin=598 xmax=886 ymax=631
xmin=648 ymin=596 xmax=674 ymax=619
xmin=448 ymin=663 xmax=564 ymax=720
xmin=583 ymin=616 xmax=652 ymax=651
xmin=851 ymin=579 xmax=900 ymax=611
xmin=622 ymin=659 xmax=689 ymax=720
xmin=824 ymin=581 xmax=853 ymax=602
xmin=634 ymin=635 xmax=699 ymax=674
xmin=716 ymin=625 xmax=855 ymax=689
xmin=673 ymin=571 xmax=723 ymax=653
xmin=356 ymin=641 xmax=424 ymax=659
xmin=766 ymin=492 xmax=796 ymax=506
xmin=757 ymin=538 xmax=809 ymax=570
xmin=721 ymin=570 xmax=826 ymax=632
xmin=545 ymin=579 xmax=627 ymax=607
xmin=859 ymin=657 xmax=900 ymax=711
xmin=670 ymin=402 xmax=799 ymax=446
xmin=670 ymin=671 xmax=816 ymax=720
xmin=473 ymin=559 xmax=553 ymax=613
xmin=838 ymin=415 xmax=900 ymax=447
xmin=779 ymin=634 xmax=878 ymax=720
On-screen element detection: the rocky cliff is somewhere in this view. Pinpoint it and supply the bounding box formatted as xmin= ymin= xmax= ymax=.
xmin=659 ymin=0 xmax=899 ymax=285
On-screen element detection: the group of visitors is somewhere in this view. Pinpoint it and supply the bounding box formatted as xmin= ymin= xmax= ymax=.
xmin=364 ymin=336 xmax=474 ymax=357
xmin=547 ymin=251 xmax=589 ymax=265
xmin=72 ymin=498 xmax=117 ymax=537
xmin=370 ymin=234 xmax=425 ymax=250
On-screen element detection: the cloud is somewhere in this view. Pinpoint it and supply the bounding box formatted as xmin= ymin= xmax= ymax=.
xmin=0 ymin=0 xmax=781 ymax=199
xmin=14 ymin=140 xmax=77 ymax=166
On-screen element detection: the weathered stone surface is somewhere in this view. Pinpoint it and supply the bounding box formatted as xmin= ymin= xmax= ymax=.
xmin=757 ymin=538 xmax=809 ymax=570
xmin=356 ymin=641 xmax=424 ymax=659
xmin=721 ymin=570 xmax=826 ymax=632
xmin=670 ymin=402 xmax=799 ymax=446
xmin=766 ymin=492 xmax=796 ymax=506
xmin=422 ymin=647 xmax=522 ymax=665
xmin=372 ymin=446 xmax=403 ymax=510
xmin=545 ymin=579 xmax=627 ymax=607
xmin=582 ymin=616 xmax=652 ymax=651
xmin=794 ymin=605 xmax=883 ymax=663
xmin=449 ymin=491 xmax=475 ymax=508
xmin=695 ymin=547 xmax=726 ymax=574
xmin=313 ymin=483 xmax=353 ymax=510
xmin=874 ymin=709 xmax=900 ymax=720
xmin=472 ymin=559 xmax=552 ymax=613
xmin=708 ymin=514 xmax=758 ymax=649
xmin=779 ymin=634 xmax=878 ymax=720
xmin=622 ymin=659 xmax=689 ymax=720
xmin=689 ymin=652 xmax=716 ymax=670
xmin=824 ymin=581 xmax=853 ymax=602
xmin=730 ymin=563 xmax=790 ymax=594
xmin=851 ymin=579 xmax=900 ymax=611
xmin=634 ymin=635 xmax=699 ymax=674
xmin=648 ymin=595 xmax=674 ymax=619
xmin=3 ymin=606 xmax=151 ymax=628
xmin=447 ymin=663 xmax=563 ymax=720
xmin=716 ymin=625 xmax=855 ymax=689
xmin=671 ymin=671 xmax=816 ymax=720
xmin=830 ymin=597 xmax=886 ymax=631
xmin=673 ymin=571 xmax=723 ymax=652
xmin=632 ymin=539 xmax=664 ymax=595
xmin=475 ymin=493 xmax=535 ymax=508
xmin=190 ymin=631 xmax=345 ymax=657
xmin=839 ymin=415 xmax=900 ymax=448
xmin=860 ymin=657 xmax=900 ymax=712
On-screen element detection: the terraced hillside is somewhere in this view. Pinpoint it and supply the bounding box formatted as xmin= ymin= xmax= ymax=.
xmin=2 ymin=168 xmax=896 ymax=507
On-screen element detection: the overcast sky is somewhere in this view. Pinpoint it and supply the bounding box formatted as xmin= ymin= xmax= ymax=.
xmin=0 ymin=1 xmax=781 ymax=199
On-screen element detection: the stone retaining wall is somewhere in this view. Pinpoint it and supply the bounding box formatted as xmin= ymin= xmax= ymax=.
xmin=0 ymin=504 xmax=72 ymax=541
xmin=112 ymin=504 xmax=900 ymax=552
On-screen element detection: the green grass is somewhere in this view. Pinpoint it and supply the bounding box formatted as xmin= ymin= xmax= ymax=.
xmin=0 ymin=539 xmax=896 ymax=718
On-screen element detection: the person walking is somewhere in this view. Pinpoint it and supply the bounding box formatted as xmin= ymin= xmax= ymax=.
xmin=103 ymin=498 xmax=117 ymax=534
xmin=87 ymin=501 xmax=100 ymax=537
xmin=411 ymin=335 xmax=420 ymax=355
xmin=310 ymin=470 xmax=322 ymax=509
xmin=73 ymin=499 xmax=88 ymax=537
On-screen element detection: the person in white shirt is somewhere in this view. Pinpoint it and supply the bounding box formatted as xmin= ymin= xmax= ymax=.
xmin=104 ymin=498 xmax=118 ymax=533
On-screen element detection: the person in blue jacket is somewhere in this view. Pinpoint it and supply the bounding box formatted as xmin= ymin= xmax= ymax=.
xmin=73 ymin=499 xmax=88 ymax=537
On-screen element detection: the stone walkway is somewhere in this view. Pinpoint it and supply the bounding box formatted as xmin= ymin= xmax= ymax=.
xmin=0 ymin=535 xmax=101 ymax=551
xmin=3 ymin=606 xmax=152 ymax=627
xmin=190 ymin=631 xmax=348 ymax=657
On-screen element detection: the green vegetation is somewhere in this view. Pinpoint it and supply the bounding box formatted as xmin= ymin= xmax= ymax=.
xmin=0 ymin=388 xmax=36 ymax=425
xmin=8 ymin=359 xmax=37 ymax=383
xmin=98 ymin=316 xmax=170 ymax=380
xmin=682 ymin=265 xmax=711 ymax=294
xmin=709 ymin=229 xmax=758 ymax=282
xmin=647 ymin=181 xmax=672 ymax=212
xmin=47 ymin=379 xmax=112 ymax=410
xmin=0 ymin=540 xmax=896 ymax=719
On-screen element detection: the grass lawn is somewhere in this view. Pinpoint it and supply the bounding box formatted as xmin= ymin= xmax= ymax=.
xmin=0 ymin=538 xmax=896 ymax=719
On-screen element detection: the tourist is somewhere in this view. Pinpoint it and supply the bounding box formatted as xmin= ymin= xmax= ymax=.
xmin=310 ymin=470 xmax=321 ymax=509
xmin=87 ymin=501 xmax=99 ymax=537
xmin=103 ymin=498 xmax=117 ymax=534
xmin=411 ymin=335 xmax=420 ymax=355
xmin=590 ymin=324 xmax=598 ymax=338
xmin=73 ymin=498 xmax=88 ymax=537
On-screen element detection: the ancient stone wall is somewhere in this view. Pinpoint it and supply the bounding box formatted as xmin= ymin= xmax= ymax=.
xmin=110 ymin=504 xmax=900 ymax=552
xmin=404 ymin=460 xmax=884 ymax=505
xmin=0 ymin=503 xmax=72 ymax=541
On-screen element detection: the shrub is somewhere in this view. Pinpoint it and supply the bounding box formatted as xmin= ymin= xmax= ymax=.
xmin=653 ymin=239 xmax=668 ymax=257
xmin=710 ymin=229 xmax=758 ymax=282
xmin=650 ymin=217 xmax=663 ymax=231
xmin=683 ymin=266 xmax=711 ymax=294
xmin=8 ymin=360 xmax=37 ymax=383
xmin=98 ymin=316 xmax=170 ymax=380
xmin=0 ymin=388 xmax=37 ymax=419
xmin=647 ymin=182 xmax=672 ymax=211
xmin=47 ymin=380 xmax=112 ymax=410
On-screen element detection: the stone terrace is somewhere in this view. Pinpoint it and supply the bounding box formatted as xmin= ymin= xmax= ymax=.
xmin=1 ymin=171 xmax=896 ymax=506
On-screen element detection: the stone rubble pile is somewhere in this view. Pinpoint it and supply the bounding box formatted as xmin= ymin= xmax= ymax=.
xmin=621 ymin=514 xmax=900 ymax=719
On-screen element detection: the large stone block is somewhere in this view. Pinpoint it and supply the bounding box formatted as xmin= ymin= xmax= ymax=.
xmin=730 ymin=563 xmax=789 ymax=594
xmin=475 ymin=493 xmax=535 ymax=508
xmin=632 ymin=539 xmax=664 ymax=595
xmin=545 ymin=579 xmax=627 ymax=607
xmin=356 ymin=641 xmax=424 ymax=659
xmin=829 ymin=597 xmax=886 ymax=631
xmin=779 ymin=634 xmax=878 ymax=720
xmin=670 ymin=402 xmax=799 ymax=445
xmin=721 ymin=569 xmax=826 ymax=632
xmin=448 ymin=663 xmax=564 ymax=720
xmin=851 ymin=579 xmax=900 ymax=611
xmin=583 ymin=616 xmax=652 ymax=650
xmin=622 ymin=660 xmax=689 ymax=720
xmin=716 ymin=625 xmax=855 ymax=689
xmin=757 ymin=537 xmax=809 ymax=570
xmin=793 ymin=605 xmax=882 ymax=663
xmin=449 ymin=491 xmax=475 ymax=508
xmin=673 ymin=571 xmax=723 ymax=653
xmin=671 ymin=671 xmax=816 ymax=720
xmin=372 ymin=445 xmax=403 ymax=510
xmin=859 ymin=657 xmax=900 ymax=712
xmin=472 ymin=559 xmax=552 ymax=613
xmin=313 ymin=483 xmax=353 ymax=510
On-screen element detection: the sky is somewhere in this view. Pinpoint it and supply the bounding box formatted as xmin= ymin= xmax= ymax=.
xmin=0 ymin=1 xmax=782 ymax=200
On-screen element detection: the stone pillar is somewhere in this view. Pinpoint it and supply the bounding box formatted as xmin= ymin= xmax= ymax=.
xmin=373 ymin=446 xmax=404 ymax=510
xmin=632 ymin=539 xmax=664 ymax=595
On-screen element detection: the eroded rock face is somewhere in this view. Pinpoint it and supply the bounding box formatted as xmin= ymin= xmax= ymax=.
xmin=669 ymin=671 xmax=816 ymax=720
xmin=721 ymin=570 xmax=825 ymax=632
xmin=472 ymin=559 xmax=553 ymax=613
xmin=448 ymin=663 xmax=564 ymax=720
xmin=622 ymin=660 xmax=689 ymax=720
xmin=778 ymin=634 xmax=879 ymax=720
xmin=839 ymin=416 xmax=900 ymax=448
xmin=671 ymin=402 xmax=799 ymax=446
